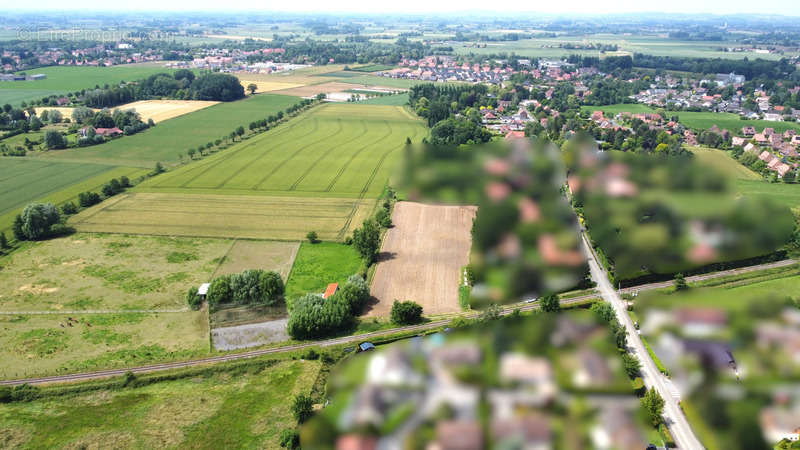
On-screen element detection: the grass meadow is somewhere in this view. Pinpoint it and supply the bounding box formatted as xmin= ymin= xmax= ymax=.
xmin=0 ymin=359 xmax=320 ymax=448
xmin=0 ymin=233 xmax=230 ymax=312
xmin=0 ymin=233 xmax=314 ymax=376
xmin=41 ymin=93 xmax=300 ymax=168
xmin=285 ymin=242 xmax=362 ymax=299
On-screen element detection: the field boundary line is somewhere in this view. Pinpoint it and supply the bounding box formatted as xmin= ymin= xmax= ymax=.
xmin=252 ymin=117 xmax=345 ymax=190
xmin=0 ymin=308 xmax=189 ymax=315
xmin=210 ymin=238 xmax=239 ymax=279
xmin=288 ymin=120 xmax=369 ymax=191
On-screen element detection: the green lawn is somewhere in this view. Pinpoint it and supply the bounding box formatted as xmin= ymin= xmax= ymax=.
xmin=39 ymin=94 xmax=300 ymax=168
xmin=0 ymin=359 xmax=320 ymax=448
xmin=285 ymin=242 xmax=362 ymax=299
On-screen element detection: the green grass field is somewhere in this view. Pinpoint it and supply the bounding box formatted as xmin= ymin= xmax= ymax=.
xmin=689 ymin=146 xmax=761 ymax=181
xmin=0 ymin=359 xmax=320 ymax=448
xmin=360 ymin=93 xmax=410 ymax=106
xmin=39 ymin=94 xmax=300 ymax=168
xmin=285 ymin=242 xmax=362 ymax=299
xmin=0 ymin=64 xmax=183 ymax=106
xmin=137 ymin=103 xmax=425 ymax=197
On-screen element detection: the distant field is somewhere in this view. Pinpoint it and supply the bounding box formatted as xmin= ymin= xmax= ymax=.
xmin=138 ymin=103 xmax=426 ymax=198
xmin=69 ymin=193 xmax=377 ymax=241
xmin=0 ymin=64 xmax=181 ymax=106
xmin=113 ymin=100 xmax=220 ymax=123
xmin=0 ymin=162 xmax=147 ymax=236
xmin=582 ymin=104 xmax=800 ymax=134
xmin=40 ymin=94 xmax=299 ymax=167
xmin=679 ymin=111 xmax=800 ymax=134
xmin=285 ymin=242 xmax=362 ymax=299
xmin=453 ymin=34 xmax=797 ymax=60
xmin=0 ymin=359 xmax=320 ymax=447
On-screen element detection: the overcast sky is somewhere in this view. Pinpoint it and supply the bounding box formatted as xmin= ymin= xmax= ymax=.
xmin=5 ymin=0 xmax=800 ymax=16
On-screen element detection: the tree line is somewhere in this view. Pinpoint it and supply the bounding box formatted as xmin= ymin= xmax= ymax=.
xmin=82 ymin=70 xmax=245 ymax=109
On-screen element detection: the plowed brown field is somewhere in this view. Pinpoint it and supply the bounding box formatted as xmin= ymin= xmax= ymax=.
xmin=368 ymin=202 xmax=477 ymax=317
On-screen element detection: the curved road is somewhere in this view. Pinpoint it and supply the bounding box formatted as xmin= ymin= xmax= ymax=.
xmin=1 ymin=258 xmax=795 ymax=390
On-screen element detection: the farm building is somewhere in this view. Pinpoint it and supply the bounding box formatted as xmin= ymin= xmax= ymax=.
xmin=197 ymin=283 xmax=211 ymax=299
xmin=323 ymin=283 xmax=339 ymax=299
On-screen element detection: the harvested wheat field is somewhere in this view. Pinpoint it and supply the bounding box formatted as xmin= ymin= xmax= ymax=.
xmin=114 ymin=100 xmax=219 ymax=123
xmin=368 ymin=202 xmax=477 ymax=317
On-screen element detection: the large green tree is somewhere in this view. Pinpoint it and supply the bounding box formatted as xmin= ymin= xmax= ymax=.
xmin=352 ymin=218 xmax=381 ymax=263
xmin=18 ymin=203 xmax=60 ymax=240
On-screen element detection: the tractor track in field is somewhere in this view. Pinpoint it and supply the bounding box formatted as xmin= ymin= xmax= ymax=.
xmin=214 ymin=117 xmax=322 ymax=189
xmin=168 ymin=114 xmax=315 ymax=189
xmin=324 ymin=120 xmax=392 ymax=193
xmin=252 ymin=119 xmax=344 ymax=191
xmin=337 ymin=127 xmax=422 ymax=239
xmin=287 ymin=120 xmax=369 ymax=191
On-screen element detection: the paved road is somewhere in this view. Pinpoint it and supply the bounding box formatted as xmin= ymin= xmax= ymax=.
xmin=580 ymin=232 xmax=705 ymax=450
xmin=1 ymin=257 xmax=795 ymax=388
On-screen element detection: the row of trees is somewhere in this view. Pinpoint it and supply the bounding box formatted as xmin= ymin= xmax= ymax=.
xmin=82 ymin=71 xmax=245 ymax=109
xmin=180 ymin=97 xmax=320 ymax=163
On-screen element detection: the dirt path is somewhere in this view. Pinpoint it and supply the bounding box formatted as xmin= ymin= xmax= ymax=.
xmin=367 ymin=202 xmax=477 ymax=317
